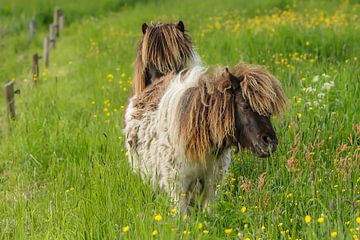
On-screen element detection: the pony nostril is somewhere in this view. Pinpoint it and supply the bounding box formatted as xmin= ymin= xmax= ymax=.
xmin=262 ymin=135 xmax=271 ymax=144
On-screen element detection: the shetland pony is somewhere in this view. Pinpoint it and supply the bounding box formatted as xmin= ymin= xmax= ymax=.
xmin=133 ymin=21 xmax=200 ymax=95
xmin=124 ymin=64 xmax=287 ymax=212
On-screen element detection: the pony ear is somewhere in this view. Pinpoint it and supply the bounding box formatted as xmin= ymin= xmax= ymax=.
xmin=142 ymin=23 xmax=148 ymax=34
xmin=226 ymin=68 xmax=241 ymax=90
xmin=177 ymin=21 xmax=185 ymax=32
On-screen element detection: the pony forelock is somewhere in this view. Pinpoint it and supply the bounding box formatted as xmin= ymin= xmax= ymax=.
xmin=231 ymin=64 xmax=288 ymax=116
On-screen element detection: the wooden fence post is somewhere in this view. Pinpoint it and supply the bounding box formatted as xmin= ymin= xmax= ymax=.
xmin=44 ymin=36 xmax=50 ymax=68
xmin=29 ymin=18 xmax=36 ymax=42
xmin=32 ymin=53 xmax=40 ymax=83
xmin=4 ymin=81 xmax=16 ymax=124
xmin=59 ymin=11 xmax=65 ymax=30
xmin=53 ymin=7 xmax=61 ymax=37
xmin=49 ymin=24 xmax=56 ymax=49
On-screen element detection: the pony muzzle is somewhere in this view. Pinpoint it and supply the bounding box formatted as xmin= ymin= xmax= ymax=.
xmin=256 ymin=135 xmax=278 ymax=157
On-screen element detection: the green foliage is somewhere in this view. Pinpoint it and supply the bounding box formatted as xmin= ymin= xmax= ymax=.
xmin=0 ymin=0 xmax=359 ymax=239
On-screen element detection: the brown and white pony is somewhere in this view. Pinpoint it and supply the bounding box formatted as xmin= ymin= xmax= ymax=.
xmin=124 ymin=64 xmax=287 ymax=212
xmin=133 ymin=21 xmax=201 ymax=95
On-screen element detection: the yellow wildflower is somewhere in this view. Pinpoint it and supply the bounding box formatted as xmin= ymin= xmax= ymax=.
xmin=305 ymin=215 xmax=312 ymax=223
xmin=317 ymin=217 xmax=324 ymax=223
xmin=197 ymin=223 xmax=203 ymax=229
xmin=203 ymin=230 xmax=209 ymax=234
xmin=224 ymin=228 xmax=233 ymax=234
xmin=122 ymin=225 xmax=129 ymax=232
xmin=154 ymin=214 xmax=162 ymax=222
xmin=241 ymin=206 xmax=247 ymax=213
xmin=330 ymin=231 xmax=337 ymax=238
xmin=65 ymin=187 xmax=74 ymax=193
xmin=152 ymin=229 xmax=158 ymax=236
xmin=356 ymin=217 xmax=360 ymax=224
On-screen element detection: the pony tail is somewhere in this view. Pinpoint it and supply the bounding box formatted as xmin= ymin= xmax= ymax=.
xmin=133 ymin=48 xmax=147 ymax=95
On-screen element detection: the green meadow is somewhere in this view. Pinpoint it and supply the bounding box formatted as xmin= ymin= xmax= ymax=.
xmin=0 ymin=0 xmax=359 ymax=239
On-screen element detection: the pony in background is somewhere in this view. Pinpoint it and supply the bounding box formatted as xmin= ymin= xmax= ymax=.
xmin=133 ymin=21 xmax=201 ymax=95
xmin=124 ymin=64 xmax=287 ymax=212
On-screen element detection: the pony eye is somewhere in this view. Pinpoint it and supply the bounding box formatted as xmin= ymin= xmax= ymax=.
xmin=244 ymin=105 xmax=251 ymax=111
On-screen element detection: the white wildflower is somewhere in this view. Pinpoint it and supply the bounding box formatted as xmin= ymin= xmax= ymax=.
xmin=313 ymin=101 xmax=319 ymax=106
xmin=322 ymin=81 xmax=334 ymax=90
xmin=312 ymin=75 xmax=319 ymax=82
xmin=305 ymin=101 xmax=312 ymax=106
xmin=321 ymin=73 xmax=330 ymax=79
xmin=318 ymin=92 xmax=325 ymax=99
xmin=305 ymin=87 xmax=316 ymax=93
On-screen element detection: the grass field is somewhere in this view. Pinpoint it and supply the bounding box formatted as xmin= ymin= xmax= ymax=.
xmin=0 ymin=0 xmax=359 ymax=239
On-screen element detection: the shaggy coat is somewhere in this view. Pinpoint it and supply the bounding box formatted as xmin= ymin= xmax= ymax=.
xmin=133 ymin=21 xmax=201 ymax=95
xmin=124 ymin=64 xmax=287 ymax=210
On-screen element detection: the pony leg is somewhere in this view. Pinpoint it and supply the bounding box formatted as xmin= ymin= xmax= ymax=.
xmin=169 ymin=175 xmax=200 ymax=215
xmin=202 ymin=176 xmax=216 ymax=213
xmin=167 ymin=171 xmax=189 ymax=213
xmin=178 ymin=180 xmax=195 ymax=215
xmin=202 ymin=150 xmax=232 ymax=212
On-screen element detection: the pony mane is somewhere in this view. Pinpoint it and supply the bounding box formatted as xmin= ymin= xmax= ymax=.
xmin=133 ymin=22 xmax=197 ymax=95
xmin=177 ymin=67 xmax=236 ymax=163
xmin=231 ymin=64 xmax=288 ymax=116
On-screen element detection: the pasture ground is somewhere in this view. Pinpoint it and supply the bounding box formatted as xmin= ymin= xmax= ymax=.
xmin=0 ymin=0 xmax=359 ymax=239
